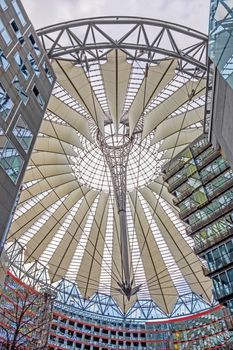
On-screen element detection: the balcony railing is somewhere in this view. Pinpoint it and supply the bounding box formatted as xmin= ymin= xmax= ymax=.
xmin=179 ymin=203 xmax=199 ymax=220
xmin=173 ymin=187 xmax=194 ymax=205
xmin=168 ymin=174 xmax=189 ymax=193
xmin=196 ymin=149 xmax=220 ymax=170
xmin=207 ymin=177 xmax=233 ymax=201
xmin=186 ymin=200 xmax=233 ymax=235
xmin=162 ymin=159 xmax=187 ymax=181
xmin=202 ymin=252 xmax=233 ymax=276
xmin=201 ymin=163 xmax=230 ymax=185
xmin=213 ymin=282 xmax=233 ymax=301
xmin=194 ymin=226 xmax=233 ymax=255
xmin=191 ymin=138 xmax=210 ymax=158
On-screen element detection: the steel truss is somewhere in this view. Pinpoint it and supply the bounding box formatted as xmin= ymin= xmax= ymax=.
xmin=4 ymin=240 xmax=214 ymax=321
xmin=37 ymin=16 xmax=208 ymax=75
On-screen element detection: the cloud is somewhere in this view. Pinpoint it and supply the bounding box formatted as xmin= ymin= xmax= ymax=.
xmin=21 ymin=0 xmax=210 ymax=34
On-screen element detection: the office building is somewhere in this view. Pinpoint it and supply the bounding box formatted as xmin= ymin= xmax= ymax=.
xmin=207 ymin=0 xmax=233 ymax=168
xmin=0 ymin=0 xmax=55 ymax=257
xmin=162 ymin=134 xmax=233 ymax=316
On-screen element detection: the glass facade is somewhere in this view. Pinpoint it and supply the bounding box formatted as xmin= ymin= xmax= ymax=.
xmin=209 ymin=0 xmax=233 ymax=89
xmin=163 ymin=134 xmax=233 ymax=311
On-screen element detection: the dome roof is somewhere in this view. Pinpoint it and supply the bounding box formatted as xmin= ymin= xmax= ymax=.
xmin=8 ymin=17 xmax=212 ymax=315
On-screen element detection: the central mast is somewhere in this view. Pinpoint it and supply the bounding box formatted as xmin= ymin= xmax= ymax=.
xmin=98 ymin=123 xmax=140 ymax=299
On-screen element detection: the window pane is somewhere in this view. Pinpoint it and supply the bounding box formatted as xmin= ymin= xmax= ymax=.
xmin=0 ymin=19 xmax=11 ymax=45
xmin=43 ymin=62 xmax=53 ymax=84
xmin=228 ymin=268 xmax=233 ymax=283
xmin=14 ymin=52 xmax=29 ymax=80
xmin=10 ymin=19 xmax=24 ymax=45
xmin=0 ymin=129 xmax=24 ymax=183
xmin=0 ymin=83 xmax=13 ymax=120
xmin=28 ymin=53 xmax=39 ymax=76
xmin=13 ymin=116 xmax=33 ymax=152
xmin=28 ymin=33 xmax=40 ymax=56
xmin=0 ymin=0 xmax=7 ymax=11
xmin=0 ymin=49 xmax=9 ymax=70
xmin=33 ymin=85 xmax=45 ymax=109
xmin=12 ymin=0 xmax=26 ymax=26
xmin=12 ymin=76 xmax=28 ymax=105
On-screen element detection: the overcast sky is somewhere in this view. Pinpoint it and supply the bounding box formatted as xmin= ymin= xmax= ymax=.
xmin=21 ymin=0 xmax=210 ymax=34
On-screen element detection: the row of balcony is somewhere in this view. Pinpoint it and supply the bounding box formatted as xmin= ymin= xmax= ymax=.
xmin=186 ymin=200 xmax=233 ymax=235
xmin=179 ymin=177 xmax=233 ymax=221
xmin=48 ymin=338 xmax=171 ymax=350
xmin=172 ymin=162 xmax=230 ymax=206
xmin=167 ymin=149 xmax=220 ymax=194
xmin=194 ymin=226 xmax=233 ymax=255
xmin=213 ymin=283 xmax=233 ymax=302
xmin=162 ymin=137 xmax=210 ymax=181
xmin=196 ymin=149 xmax=220 ymax=171
xmin=202 ymin=252 xmax=233 ymax=276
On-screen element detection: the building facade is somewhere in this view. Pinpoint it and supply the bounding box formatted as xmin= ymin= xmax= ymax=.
xmin=208 ymin=0 xmax=233 ymax=168
xmin=162 ymin=134 xmax=233 ymax=315
xmin=48 ymin=304 xmax=231 ymax=350
xmin=0 ymin=0 xmax=55 ymax=254
xmin=0 ymin=272 xmax=231 ymax=350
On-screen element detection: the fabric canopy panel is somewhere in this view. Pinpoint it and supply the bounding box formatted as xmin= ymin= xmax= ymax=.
xmin=8 ymin=47 xmax=210 ymax=316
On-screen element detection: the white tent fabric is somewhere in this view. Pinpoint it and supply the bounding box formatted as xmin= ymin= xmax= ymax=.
xmin=8 ymin=50 xmax=210 ymax=314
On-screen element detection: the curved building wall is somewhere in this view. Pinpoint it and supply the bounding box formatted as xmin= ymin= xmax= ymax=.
xmin=48 ymin=303 xmax=231 ymax=350
xmin=0 ymin=272 xmax=232 ymax=350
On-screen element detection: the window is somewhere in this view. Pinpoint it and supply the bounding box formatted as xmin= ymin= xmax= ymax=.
xmin=0 ymin=19 xmax=11 ymax=45
xmin=28 ymin=53 xmax=40 ymax=76
xmin=12 ymin=76 xmax=28 ymax=105
xmin=14 ymin=52 xmax=29 ymax=80
xmin=0 ymin=49 xmax=9 ymax=70
xmin=10 ymin=19 xmax=24 ymax=44
xmin=0 ymin=128 xmax=24 ymax=183
xmin=13 ymin=116 xmax=33 ymax=152
xmin=0 ymin=83 xmax=13 ymax=120
xmin=12 ymin=0 xmax=26 ymax=26
xmin=59 ymin=327 xmax=65 ymax=334
xmin=28 ymin=33 xmax=40 ymax=56
xmin=32 ymin=85 xmax=45 ymax=109
xmin=0 ymin=0 xmax=7 ymax=11
xmin=43 ymin=62 xmax=53 ymax=84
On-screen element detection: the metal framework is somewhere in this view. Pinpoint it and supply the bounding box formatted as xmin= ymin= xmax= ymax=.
xmin=4 ymin=240 xmax=213 ymax=321
xmin=37 ymin=16 xmax=208 ymax=73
